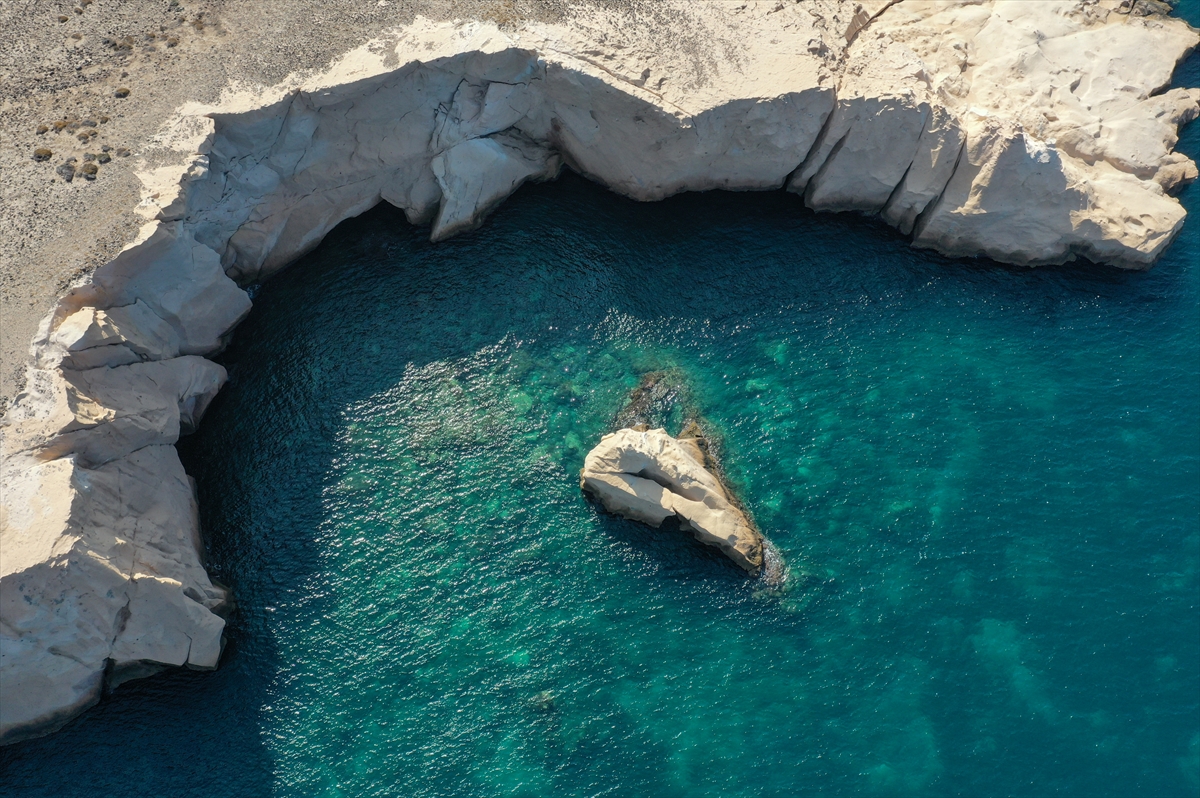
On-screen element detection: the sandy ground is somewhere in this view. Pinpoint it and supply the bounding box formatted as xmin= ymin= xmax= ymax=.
xmin=1 ymin=0 xmax=687 ymax=413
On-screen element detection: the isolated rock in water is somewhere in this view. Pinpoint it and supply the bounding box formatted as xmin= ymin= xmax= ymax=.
xmin=581 ymin=426 xmax=764 ymax=575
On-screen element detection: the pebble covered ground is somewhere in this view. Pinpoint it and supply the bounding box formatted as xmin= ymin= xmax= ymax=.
xmin=0 ymin=0 xmax=683 ymax=412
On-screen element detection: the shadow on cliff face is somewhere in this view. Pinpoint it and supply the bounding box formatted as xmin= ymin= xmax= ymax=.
xmin=2 ymin=162 xmax=1189 ymax=795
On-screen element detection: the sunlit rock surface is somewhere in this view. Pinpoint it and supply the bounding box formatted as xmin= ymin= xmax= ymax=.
xmin=581 ymin=427 xmax=765 ymax=575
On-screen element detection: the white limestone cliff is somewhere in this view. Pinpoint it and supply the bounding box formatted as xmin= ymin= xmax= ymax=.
xmin=2 ymin=377 xmax=229 ymax=741
xmin=2 ymin=0 xmax=1197 ymax=744
xmin=581 ymin=427 xmax=765 ymax=575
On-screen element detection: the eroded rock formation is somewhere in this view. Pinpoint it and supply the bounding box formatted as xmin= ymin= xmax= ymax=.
xmin=2 ymin=0 xmax=1198 ymax=744
xmin=581 ymin=426 xmax=765 ymax=575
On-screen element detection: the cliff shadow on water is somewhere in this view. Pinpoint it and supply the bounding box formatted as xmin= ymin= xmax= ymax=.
xmin=2 ymin=149 xmax=1198 ymax=796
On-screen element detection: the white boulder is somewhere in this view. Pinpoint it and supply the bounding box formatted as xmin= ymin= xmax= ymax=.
xmin=581 ymin=427 xmax=764 ymax=575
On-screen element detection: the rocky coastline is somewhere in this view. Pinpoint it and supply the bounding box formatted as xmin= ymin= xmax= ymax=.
xmin=2 ymin=0 xmax=1198 ymax=745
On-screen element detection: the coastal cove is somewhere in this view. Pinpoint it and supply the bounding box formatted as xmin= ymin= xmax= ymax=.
xmin=4 ymin=165 xmax=1199 ymax=795
xmin=1 ymin=0 xmax=1199 ymax=791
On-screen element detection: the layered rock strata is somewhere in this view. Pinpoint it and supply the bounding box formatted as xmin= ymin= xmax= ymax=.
xmin=2 ymin=0 xmax=1198 ymax=743
xmin=581 ymin=426 xmax=765 ymax=574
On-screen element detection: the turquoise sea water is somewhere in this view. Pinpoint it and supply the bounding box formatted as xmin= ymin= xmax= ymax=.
xmin=5 ymin=44 xmax=1200 ymax=798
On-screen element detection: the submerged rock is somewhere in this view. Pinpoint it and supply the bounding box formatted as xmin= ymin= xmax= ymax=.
xmin=613 ymin=370 xmax=688 ymax=431
xmin=530 ymin=690 xmax=556 ymax=712
xmin=581 ymin=425 xmax=764 ymax=575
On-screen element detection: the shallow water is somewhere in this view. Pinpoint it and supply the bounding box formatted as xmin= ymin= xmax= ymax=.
xmin=5 ymin=53 xmax=1200 ymax=798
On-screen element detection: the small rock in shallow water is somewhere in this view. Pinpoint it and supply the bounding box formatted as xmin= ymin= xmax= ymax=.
xmin=36 ymin=124 xmax=48 ymax=134
xmin=33 ymin=148 xmax=52 ymax=162
xmin=56 ymin=161 xmax=76 ymax=182
xmin=114 ymin=87 xmax=130 ymax=98
xmin=97 ymin=152 xmax=111 ymax=164
xmin=79 ymin=162 xmax=98 ymax=180
xmin=530 ymin=690 xmax=556 ymax=712
xmin=581 ymin=425 xmax=766 ymax=575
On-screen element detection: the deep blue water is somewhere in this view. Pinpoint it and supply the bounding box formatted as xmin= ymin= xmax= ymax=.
xmin=4 ymin=32 xmax=1200 ymax=798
